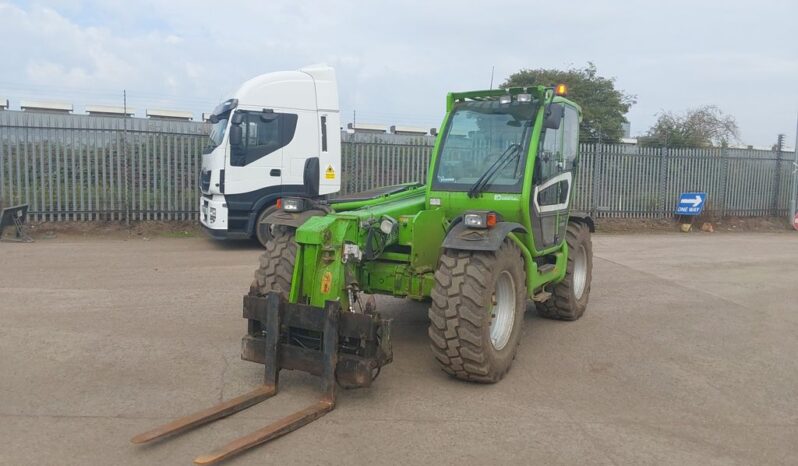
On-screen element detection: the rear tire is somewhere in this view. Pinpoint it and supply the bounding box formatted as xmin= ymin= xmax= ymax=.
xmin=537 ymin=222 xmax=592 ymax=321
xmin=428 ymin=240 xmax=527 ymax=383
xmin=250 ymin=225 xmax=296 ymax=300
xmin=254 ymin=205 xmax=279 ymax=249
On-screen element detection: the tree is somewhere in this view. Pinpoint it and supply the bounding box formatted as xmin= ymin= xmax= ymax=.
xmin=639 ymin=106 xmax=739 ymax=148
xmin=501 ymin=63 xmax=635 ymax=143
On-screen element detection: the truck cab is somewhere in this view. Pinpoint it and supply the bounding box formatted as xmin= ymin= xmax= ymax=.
xmin=200 ymin=66 xmax=341 ymax=245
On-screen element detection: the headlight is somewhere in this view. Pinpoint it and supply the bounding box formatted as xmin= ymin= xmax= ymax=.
xmin=209 ymin=207 xmax=217 ymax=223
xmin=463 ymin=211 xmax=498 ymax=229
xmin=379 ymin=216 xmax=397 ymax=235
xmin=281 ymin=197 xmax=306 ymax=212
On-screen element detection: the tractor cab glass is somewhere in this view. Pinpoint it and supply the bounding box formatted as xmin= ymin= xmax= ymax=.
xmin=432 ymin=99 xmax=538 ymax=194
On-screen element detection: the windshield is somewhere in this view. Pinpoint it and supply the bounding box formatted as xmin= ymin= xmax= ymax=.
xmin=432 ymin=100 xmax=537 ymax=193
xmin=204 ymin=117 xmax=228 ymax=154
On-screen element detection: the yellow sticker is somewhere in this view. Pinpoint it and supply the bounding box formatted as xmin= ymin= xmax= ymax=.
xmin=320 ymin=271 xmax=332 ymax=294
xmin=325 ymin=164 xmax=336 ymax=180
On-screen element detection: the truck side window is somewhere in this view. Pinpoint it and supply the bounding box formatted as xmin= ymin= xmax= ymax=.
xmin=230 ymin=111 xmax=298 ymax=167
xmin=321 ymin=115 xmax=328 ymax=152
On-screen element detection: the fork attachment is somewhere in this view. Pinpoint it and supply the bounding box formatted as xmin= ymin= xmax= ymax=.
xmin=131 ymin=293 xmax=392 ymax=465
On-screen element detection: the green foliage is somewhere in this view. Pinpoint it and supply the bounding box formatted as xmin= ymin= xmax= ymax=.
xmin=501 ymin=63 xmax=635 ymax=143
xmin=639 ymin=105 xmax=739 ymax=148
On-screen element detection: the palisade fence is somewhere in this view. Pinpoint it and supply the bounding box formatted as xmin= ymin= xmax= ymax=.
xmin=0 ymin=110 xmax=795 ymax=222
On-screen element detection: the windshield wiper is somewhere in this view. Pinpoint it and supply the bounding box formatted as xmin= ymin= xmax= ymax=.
xmin=467 ymin=144 xmax=521 ymax=198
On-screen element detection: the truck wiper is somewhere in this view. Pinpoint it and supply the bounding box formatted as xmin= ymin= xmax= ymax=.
xmin=467 ymin=144 xmax=521 ymax=198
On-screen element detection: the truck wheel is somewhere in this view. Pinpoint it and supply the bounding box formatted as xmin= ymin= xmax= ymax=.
xmin=254 ymin=205 xmax=279 ymax=248
xmin=428 ymin=240 xmax=527 ymax=383
xmin=537 ymin=222 xmax=592 ymax=321
xmin=250 ymin=225 xmax=296 ymax=300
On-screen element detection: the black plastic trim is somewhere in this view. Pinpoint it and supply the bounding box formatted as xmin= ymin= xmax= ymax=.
xmin=569 ymin=211 xmax=595 ymax=232
xmin=441 ymin=221 xmax=527 ymax=251
xmin=223 ymin=184 xmax=307 ymax=236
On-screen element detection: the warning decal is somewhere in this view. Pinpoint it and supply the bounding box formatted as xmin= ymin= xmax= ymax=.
xmin=325 ymin=164 xmax=336 ymax=180
xmin=320 ymin=271 xmax=333 ymax=294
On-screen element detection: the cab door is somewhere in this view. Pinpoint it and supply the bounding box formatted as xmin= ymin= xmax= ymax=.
xmin=531 ymin=104 xmax=579 ymax=250
xmin=226 ymin=109 xmax=298 ymax=195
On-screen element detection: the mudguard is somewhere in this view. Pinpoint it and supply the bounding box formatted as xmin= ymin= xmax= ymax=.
xmin=442 ymin=221 xmax=527 ymax=252
xmin=569 ymin=211 xmax=595 ymax=232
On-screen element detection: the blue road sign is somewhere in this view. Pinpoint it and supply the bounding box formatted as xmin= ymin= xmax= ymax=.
xmin=675 ymin=192 xmax=707 ymax=215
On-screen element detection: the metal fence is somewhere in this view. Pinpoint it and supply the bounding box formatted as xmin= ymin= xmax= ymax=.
xmin=0 ymin=110 xmax=208 ymax=221
xmin=0 ymin=110 xmax=795 ymax=222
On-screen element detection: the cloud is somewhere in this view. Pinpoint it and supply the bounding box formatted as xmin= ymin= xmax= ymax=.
xmin=0 ymin=0 xmax=796 ymax=147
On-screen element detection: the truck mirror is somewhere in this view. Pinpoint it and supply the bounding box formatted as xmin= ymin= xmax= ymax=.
xmin=208 ymin=114 xmax=219 ymax=124
xmin=231 ymin=112 xmax=244 ymax=125
xmin=543 ymin=104 xmax=564 ymax=130
xmin=229 ymin=125 xmax=243 ymax=146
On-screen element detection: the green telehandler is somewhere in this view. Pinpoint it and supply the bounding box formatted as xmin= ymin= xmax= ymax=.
xmin=133 ymin=84 xmax=594 ymax=464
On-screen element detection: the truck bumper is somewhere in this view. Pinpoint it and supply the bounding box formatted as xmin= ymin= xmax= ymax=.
xmin=200 ymin=194 xmax=229 ymax=235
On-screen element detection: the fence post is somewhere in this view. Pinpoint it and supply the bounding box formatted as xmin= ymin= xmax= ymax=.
xmin=720 ymin=146 xmax=729 ymax=217
xmin=590 ymin=142 xmax=600 ymax=217
xmin=657 ymin=145 xmax=668 ymax=218
xmin=771 ymin=138 xmax=783 ymax=216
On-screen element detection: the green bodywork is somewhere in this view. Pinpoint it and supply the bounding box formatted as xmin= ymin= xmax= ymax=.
xmin=288 ymin=86 xmax=582 ymax=310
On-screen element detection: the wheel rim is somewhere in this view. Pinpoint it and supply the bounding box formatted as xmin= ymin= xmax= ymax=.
xmin=572 ymin=244 xmax=588 ymax=300
xmin=489 ymin=271 xmax=516 ymax=351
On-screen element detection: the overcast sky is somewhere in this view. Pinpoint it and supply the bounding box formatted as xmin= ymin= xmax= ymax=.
xmin=0 ymin=0 xmax=796 ymax=148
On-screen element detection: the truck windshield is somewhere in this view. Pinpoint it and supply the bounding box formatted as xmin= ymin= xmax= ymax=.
xmin=432 ymin=100 xmax=537 ymax=193
xmin=204 ymin=117 xmax=228 ymax=154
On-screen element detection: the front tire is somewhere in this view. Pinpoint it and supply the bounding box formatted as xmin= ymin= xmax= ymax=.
xmin=428 ymin=240 xmax=527 ymax=383
xmin=250 ymin=225 xmax=296 ymax=300
xmin=537 ymin=222 xmax=593 ymax=320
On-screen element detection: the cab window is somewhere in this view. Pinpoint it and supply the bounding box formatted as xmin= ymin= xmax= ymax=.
xmin=562 ymin=106 xmax=579 ymax=168
xmin=230 ymin=111 xmax=298 ymax=167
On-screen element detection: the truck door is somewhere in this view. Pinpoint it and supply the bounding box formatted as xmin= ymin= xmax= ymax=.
xmin=226 ymin=109 xmax=298 ymax=195
xmin=279 ymin=109 xmax=319 ymax=189
xmin=531 ymin=104 xmax=579 ymax=250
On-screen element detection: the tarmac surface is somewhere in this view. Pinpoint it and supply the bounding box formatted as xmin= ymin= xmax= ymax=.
xmin=1 ymin=232 xmax=797 ymax=465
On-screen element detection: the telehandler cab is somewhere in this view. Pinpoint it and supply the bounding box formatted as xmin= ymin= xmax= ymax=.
xmin=133 ymin=84 xmax=594 ymax=464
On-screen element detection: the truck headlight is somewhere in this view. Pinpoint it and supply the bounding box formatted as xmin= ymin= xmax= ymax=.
xmin=463 ymin=211 xmax=497 ymax=229
xmin=280 ymin=197 xmax=306 ymax=212
xmin=210 ymin=207 xmax=217 ymax=223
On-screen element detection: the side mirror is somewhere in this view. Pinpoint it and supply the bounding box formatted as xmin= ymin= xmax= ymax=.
xmin=543 ymin=104 xmax=564 ymax=130
xmin=208 ymin=114 xmax=219 ymax=124
xmin=230 ymin=112 xmax=244 ymax=125
xmin=229 ymin=125 xmax=243 ymax=146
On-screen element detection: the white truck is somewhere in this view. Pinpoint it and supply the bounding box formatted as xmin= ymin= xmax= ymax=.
xmin=200 ymin=66 xmax=341 ymax=246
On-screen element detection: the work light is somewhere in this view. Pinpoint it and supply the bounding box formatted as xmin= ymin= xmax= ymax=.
xmin=463 ymin=211 xmax=498 ymax=229
xmin=281 ymin=198 xmax=306 ymax=212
